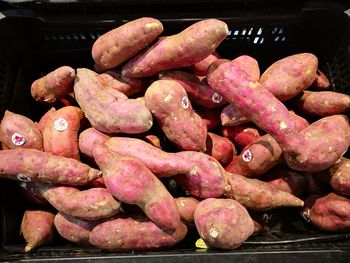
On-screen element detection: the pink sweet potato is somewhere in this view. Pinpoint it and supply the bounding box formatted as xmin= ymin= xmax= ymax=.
xmin=232 ymin=55 xmax=260 ymax=81
xmin=54 ymin=213 xmax=99 ymax=246
xmin=38 ymin=108 xmax=56 ymax=133
xmin=195 ymin=106 xmax=221 ymax=130
xmin=79 ymin=127 xmax=110 ymax=159
xmin=329 ymin=158 xmax=350 ymax=196
xmin=144 ymin=134 xmax=162 ymax=149
xmin=221 ymin=124 xmax=262 ymax=150
xmin=175 ymin=197 xmax=199 ymax=226
xmin=105 ymin=137 xmax=227 ymax=198
xmin=0 ymin=148 xmax=101 ymax=185
xmin=296 ymin=91 xmax=350 ymax=117
xmin=194 ymin=198 xmax=254 ymax=249
xmin=93 ymin=143 xmax=181 ymax=232
xmin=0 ymin=111 xmax=43 ymax=150
xmin=89 ymin=215 xmax=187 ymax=251
xmin=43 ymin=106 xmax=83 ymax=160
xmin=92 ymin=17 xmax=163 ymax=71
xmin=225 ymin=173 xmax=304 ymax=211
xmin=21 ymin=210 xmax=55 ymax=252
xmin=205 ymin=132 xmax=236 ymax=166
xmin=312 ymin=69 xmax=330 ymax=89
xmin=288 ymin=110 xmax=309 ymax=131
xmin=74 ymin=68 xmax=153 ymax=134
xmin=31 ymin=66 xmax=75 ymax=104
xmin=144 ymin=80 xmax=207 ymax=151
xmin=260 ymin=53 xmax=318 ymax=101
xmin=190 ymin=51 xmax=220 ymax=76
xmin=122 ymin=19 xmax=228 ymax=78
xmin=159 ymin=70 xmax=227 ymax=108
xmin=207 ymin=58 xmax=230 ymax=78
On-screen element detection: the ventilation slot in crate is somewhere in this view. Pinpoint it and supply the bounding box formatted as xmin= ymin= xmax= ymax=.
xmin=41 ymin=31 xmax=102 ymax=49
xmin=327 ymin=48 xmax=350 ymax=95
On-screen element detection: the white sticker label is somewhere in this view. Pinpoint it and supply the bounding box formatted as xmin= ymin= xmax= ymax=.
xmin=11 ymin=133 xmax=26 ymax=146
xmin=17 ymin=174 xmax=31 ymax=183
xmin=181 ymin=96 xmax=189 ymax=110
xmin=54 ymin=118 xmax=68 ymax=132
xmin=211 ymin=92 xmax=223 ymax=104
xmin=242 ymin=149 xmax=253 ymax=163
xmin=301 ymin=211 xmax=311 ymax=223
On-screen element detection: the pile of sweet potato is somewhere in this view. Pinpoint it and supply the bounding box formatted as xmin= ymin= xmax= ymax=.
xmin=0 ymin=17 xmax=349 ymax=252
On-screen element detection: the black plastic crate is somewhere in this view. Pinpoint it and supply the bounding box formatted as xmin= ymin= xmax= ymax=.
xmin=0 ymin=1 xmax=350 ymax=262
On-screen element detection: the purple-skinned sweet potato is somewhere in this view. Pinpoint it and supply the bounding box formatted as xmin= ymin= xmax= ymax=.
xmin=122 ymin=19 xmax=228 ymax=78
xmin=93 ymin=143 xmax=181 ymax=232
xmin=0 ymin=111 xmax=43 ymax=150
xmin=79 ymin=127 xmax=110 ymax=159
xmin=260 ymin=53 xmax=318 ymax=101
xmin=175 ymin=197 xmax=199 ymax=226
xmin=21 ymin=210 xmax=55 ymax=252
xmin=194 ymin=198 xmax=254 ymax=249
xmin=89 ymin=215 xmax=187 ymax=251
xmin=74 ymin=68 xmax=153 ymax=134
xmin=144 ymin=79 xmax=207 ymax=151
xmin=221 ymin=123 xmax=262 ymax=150
xmin=205 ymin=132 xmax=236 ymax=166
xmin=329 ymin=158 xmax=350 ymax=196
xmin=92 ymin=17 xmax=163 ymax=71
xmin=190 ymin=51 xmax=220 ymax=76
xmin=312 ymin=69 xmax=330 ymax=89
xmin=0 ymin=148 xmax=101 ymax=185
xmin=31 ymin=66 xmax=75 ymax=104
xmin=225 ymin=173 xmax=304 ymax=211
xmin=295 ymin=91 xmax=350 ymax=117
xmin=195 ymin=106 xmax=221 ymax=130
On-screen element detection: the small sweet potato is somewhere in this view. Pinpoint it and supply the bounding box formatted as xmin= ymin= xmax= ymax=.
xmin=79 ymin=127 xmax=110 ymax=159
xmin=232 ymin=55 xmax=260 ymax=81
xmin=93 ymin=143 xmax=181 ymax=232
xmin=144 ymin=80 xmax=207 ymax=151
xmin=190 ymin=51 xmax=220 ymax=76
xmin=175 ymin=197 xmax=199 ymax=226
xmin=312 ymin=69 xmax=330 ymax=89
xmin=89 ymin=215 xmax=187 ymax=251
xmin=159 ymin=70 xmax=227 ymax=109
xmin=122 ymin=19 xmax=228 ymax=78
xmin=144 ymin=134 xmax=162 ymax=149
xmin=0 ymin=111 xmax=43 ymax=150
xmin=225 ymin=173 xmax=304 ymax=211
xmin=260 ymin=53 xmax=318 ymax=101
xmin=92 ymin=17 xmax=163 ymax=71
xmin=31 ymin=66 xmax=75 ymax=104
xmin=194 ymin=198 xmax=254 ymax=249
xmin=205 ymin=132 xmax=236 ymax=166
xmin=38 ymin=108 xmax=56 ymax=133
xmin=295 ymin=91 xmax=350 ymax=117
xmin=74 ymin=68 xmax=153 ymax=134
xmin=195 ymin=106 xmax=221 ymax=130
xmin=0 ymin=148 xmax=101 ymax=185
xmin=221 ymin=123 xmax=262 ymax=150
xmin=329 ymin=158 xmax=350 ymax=196
xmin=21 ymin=210 xmax=55 ymax=252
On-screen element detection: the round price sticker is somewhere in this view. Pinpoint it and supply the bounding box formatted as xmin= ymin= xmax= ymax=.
xmin=54 ymin=118 xmax=68 ymax=132
xmin=211 ymin=93 xmax=223 ymax=104
xmin=181 ymin=96 xmax=189 ymax=110
xmin=242 ymin=149 xmax=253 ymax=163
xmin=11 ymin=133 xmax=25 ymax=146
xmin=17 ymin=174 xmax=31 ymax=183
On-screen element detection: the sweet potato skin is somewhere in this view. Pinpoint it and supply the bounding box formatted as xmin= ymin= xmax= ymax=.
xmin=221 ymin=124 xmax=262 ymax=150
xmin=329 ymin=158 xmax=350 ymax=196
xmin=175 ymin=197 xmax=199 ymax=226
xmin=144 ymin=80 xmax=207 ymax=151
xmin=221 ymin=104 xmax=249 ymax=126
xmin=31 ymin=66 xmax=75 ymax=104
xmin=21 ymin=210 xmax=55 ymax=252
xmin=0 ymin=148 xmax=101 ymax=185
xmin=38 ymin=108 xmax=56 ymax=133
xmin=89 ymin=216 xmax=187 ymax=251
xmin=122 ymin=19 xmax=228 ymax=78
xmin=92 ymin=17 xmax=163 ymax=71
xmin=79 ymin=127 xmax=110 ymax=159
xmin=93 ymin=143 xmax=181 ymax=232
xmin=0 ymin=111 xmax=43 ymax=150
xmin=74 ymin=68 xmax=153 ymax=134
xmin=205 ymin=132 xmax=236 ymax=166
xmin=232 ymin=55 xmax=260 ymax=81
xmin=312 ymin=69 xmax=330 ymax=89
xmin=260 ymin=53 xmax=318 ymax=101
xmin=194 ymin=198 xmax=254 ymax=249
xmin=191 ymin=51 xmax=220 ymax=76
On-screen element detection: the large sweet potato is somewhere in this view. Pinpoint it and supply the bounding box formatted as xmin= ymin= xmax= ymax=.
xmin=74 ymin=68 xmax=153 ymax=134
xmin=232 ymin=55 xmax=260 ymax=81
xmin=0 ymin=111 xmax=43 ymax=150
xmin=122 ymin=19 xmax=228 ymax=78
xmin=205 ymin=132 xmax=236 ymax=166
xmin=194 ymin=198 xmax=254 ymax=249
xmin=144 ymin=80 xmax=207 ymax=151
xmin=92 ymin=17 xmax=163 ymax=71
xmin=190 ymin=51 xmax=220 ymax=76
xmin=175 ymin=197 xmax=199 ymax=226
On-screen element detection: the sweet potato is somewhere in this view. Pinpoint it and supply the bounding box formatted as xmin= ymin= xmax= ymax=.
xmin=144 ymin=134 xmax=162 ymax=149
xmin=232 ymin=55 xmax=260 ymax=81
xmin=122 ymin=19 xmax=228 ymax=78
xmin=93 ymin=143 xmax=181 ymax=232
xmin=329 ymin=158 xmax=350 ymax=196
xmin=312 ymin=69 xmax=330 ymax=89
xmin=159 ymin=70 xmax=227 ymax=108
xmin=0 ymin=148 xmax=101 ymax=185
xmin=89 ymin=215 xmax=187 ymax=251
xmin=221 ymin=124 xmax=262 ymax=150
xmin=38 ymin=108 xmax=56 ymax=132
xmin=54 ymin=213 xmax=99 ymax=246
xmin=302 ymin=193 xmax=350 ymax=232
xmin=207 ymin=58 xmax=230 ymax=78
xmin=43 ymin=106 xmax=83 ymax=160
xmin=175 ymin=197 xmax=199 ymax=226
xmin=31 ymin=66 xmax=75 ymax=104
xmin=0 ymin=111 xmax=43 ymax=150
xmin=205 ymin=132 xmax=236 ymax=166
xmin=74 ymin=68 xmax=153 ymax=134
xmin=79 ymin=127 xmax=110 ymax=159
xmin=260 ymin=53 xmax=318 ymax=101
xmin=221 ymin=104 xmax=249 ymax=126
xmin=194 ymin=198 xmax=254 ymax=249
xmin=144 ymin=80 xmax=207 ymax=151
xmin=190 ymin=51 xmax=220 ymax=76
xmin=288 ymin=110 xmax=309 ymax=131
xmin=31 ymin=182 xmax=120 ymax=220
xmin=92 ymin=17 xmax=163 ymax=71
xmin=98 ymin=69 xmax=148 ymax=97
xmin=21 ymin=210 xmax=55 ymax=252
xmin=105 ymin=137 xmax=227 ymax=198
xmin=195 ymin=106 xmax=221 ymax=130
xmin=225 ymin=173 xmax=304 ymax=211
xmin=295 ymin=91 xmax=350 ymax=117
